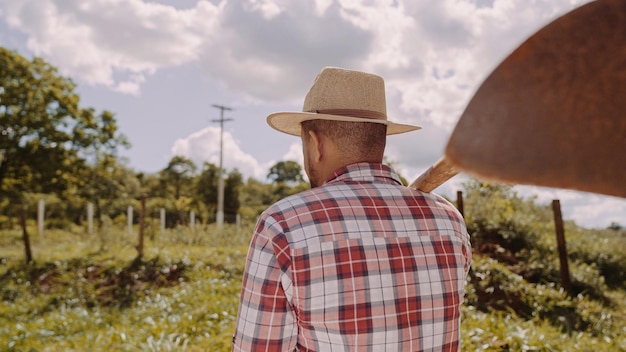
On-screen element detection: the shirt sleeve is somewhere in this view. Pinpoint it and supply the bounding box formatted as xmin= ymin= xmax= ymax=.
xmin=232 ymin=216 xmax=298 ymax=352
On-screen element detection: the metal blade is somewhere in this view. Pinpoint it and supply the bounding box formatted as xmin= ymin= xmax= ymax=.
xmin=445 ymin=0 xmax=626 ymax=198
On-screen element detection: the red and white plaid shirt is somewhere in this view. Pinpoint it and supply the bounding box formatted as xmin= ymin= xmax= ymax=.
xmin=233 ymin=163 xmax=471 ymax=351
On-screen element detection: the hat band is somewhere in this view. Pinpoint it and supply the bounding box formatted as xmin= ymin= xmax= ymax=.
xmin=313 ymin=109 xmax=387 ymax=121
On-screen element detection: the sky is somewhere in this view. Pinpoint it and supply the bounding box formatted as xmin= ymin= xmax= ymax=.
xmin=0 ymin=0 xmax=624 ymax=228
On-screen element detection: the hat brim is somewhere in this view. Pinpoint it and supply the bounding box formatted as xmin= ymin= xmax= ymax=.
xmin=267 ymin=112 xmax=422 ymax=136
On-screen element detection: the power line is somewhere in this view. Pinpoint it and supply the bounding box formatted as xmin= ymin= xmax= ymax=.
xmin=211 ymin=104 xmax=233 ymax=228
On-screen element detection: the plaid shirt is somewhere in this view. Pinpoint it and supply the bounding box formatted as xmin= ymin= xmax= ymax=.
xmin=233 ymin=163 xmax=471 ymax=352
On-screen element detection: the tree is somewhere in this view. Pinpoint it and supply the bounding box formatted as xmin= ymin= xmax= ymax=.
xmin=195 ymin=162 xmax=220 ymax=220
xmin=193 ymin=162 xmax=243 ymax=224
xmin=224 ymin=169 xmax=243 ymax=222
xmin=160 ymin=156 xmax=197 ymax=200
xmin=0 ymin=48 xmax=127 ymax=202
xmin=155 ymin=156 xmax=197 ymax=226
xmin=76 ymin=155 xmax=141 ymax=226
xmin=0 ymin=48 xmax=126 ymax=262
xmin=239 ymin=178 xmax=275 ymax=221
xmin=462 ymin=178 xmax=553 ymax=254
xmin=267 ymin=160 xmax=304 ymax=184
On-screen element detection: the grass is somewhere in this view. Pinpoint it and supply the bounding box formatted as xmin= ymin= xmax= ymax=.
xmin=0 ymin=221 xmax=250 ymax=351
xmin=463 ymin=255 xmax=626 ymax=351
xmin=1 ymin=217 xmax=625 ymax=351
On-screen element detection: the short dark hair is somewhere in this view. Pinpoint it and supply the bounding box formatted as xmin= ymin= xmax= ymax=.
xmin=301 ymin=120 xmax=386 ymax=162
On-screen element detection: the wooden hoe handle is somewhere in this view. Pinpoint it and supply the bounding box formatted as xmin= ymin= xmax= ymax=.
xmin=409 ymin=157 xmax=459 ymax=193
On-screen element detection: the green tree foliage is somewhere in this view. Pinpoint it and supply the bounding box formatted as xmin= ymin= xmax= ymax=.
xmin=195 ymin=162 xmax=220 ymax=219
xmin=194 ymin=162 xmax=242 ymax=224
xmin=76 ymin=155 xmax=141 ymax=225
xmin=462 ymin=178 xmax=553 ymax=251
xmin=136 ymin=172 xmax=160 ymax=197
xmin=160 ymin=156 xmax=197 ymax=200
xmin=458 ymin=177 xmax=626 ymax=345
xmin=0 ymin=48 xmax=319 ymax=233
xmin=150 ymin=156 xmax=197 ymax=226
xmin=0 ymin=48 xmax=127 ymax=204
xmin=265 ymin=160 xmax=309 ymax=204
xmin=224 ymin=169 xmax=243 ymax=222
xmin=10 ymin=156 xmax=142 ymax=230
xmin=239 ymin=178 xmax=274 ymax=222
xmin=267 ymin=160 xmax=304 ymax=184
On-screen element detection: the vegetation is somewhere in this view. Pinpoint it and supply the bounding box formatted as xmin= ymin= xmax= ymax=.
xmin=0 ymin=48 xmax=127 ymax=205
xmin=0 ymin=223 xmax=250 ymax=351
xmin=461 ymin=180 xmax=626 ymax=351
xmin=0 ymin=47 xmax=310 ymax=232
xmin=1 ymin=181 xmax=624 ymax=351
xmin=1 ymin=46 xmax=625 ymax=351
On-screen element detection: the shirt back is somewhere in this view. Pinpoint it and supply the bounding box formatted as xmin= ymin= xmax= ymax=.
xmin=233 ymin=163 xmax=471 ymax=352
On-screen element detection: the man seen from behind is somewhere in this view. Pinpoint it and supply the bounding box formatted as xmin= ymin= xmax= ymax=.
xmin=233 ymin=67 xmax=472 ymax=352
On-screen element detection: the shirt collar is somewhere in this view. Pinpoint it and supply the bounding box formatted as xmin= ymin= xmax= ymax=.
xmin=324 ymin=162 xmax=403 ymax=186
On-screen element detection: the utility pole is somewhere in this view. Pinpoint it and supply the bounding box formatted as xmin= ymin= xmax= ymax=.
xmin=211 ymin=104 xmax=233 ymax=227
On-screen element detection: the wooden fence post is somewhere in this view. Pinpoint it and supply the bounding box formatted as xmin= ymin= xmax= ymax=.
xmin=160 ymin=208 xmax=165 ymax=237
xmin=127 ymin=206 xmax=133 ymax=235
xmin=552 ymin=199 xmax=572 ymax=294
xmin=19 ymin=207 xmax=33 ymax=263
xmin=456 ymin=191 xmax=464 ymax=218
xmin=37 ymin=198 xmax=45 ymax=237
xmin=137 ymin=194 xmax=147 ymax=258
xmin=87 ymin=202 xmax=94 ymax=236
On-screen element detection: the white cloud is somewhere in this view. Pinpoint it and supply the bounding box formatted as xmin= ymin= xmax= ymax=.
xmin=171 ymin=126 xmax=266 ymax=179
xmin=281 ymin=141 xmax=308 ymax=182
xmin=313 ymin=0 xmax=334 ymax=16
xmin=384 ymin=121 xmax=450 ymax=176
xmin=243 ymin=0 xmax=283 ymax=19
xmin=0 ymin=0 xmax=594 ymax=111
xmin=337 ymin=0 xmax=415 ymax=70
xmin=0 ymin=0 xmax=218 ymax=91
xmin=0 ymin=0 xmax=372 ymax=101
xmin=114 ymin=74 xmax=146 ymax=96
xmin=282 ymin=141 xmax=303 ymax=166
xmin=0 ymin=0 xmax=593 ymax=115
xmin=515 ymin=186 xmax=626 ymax=229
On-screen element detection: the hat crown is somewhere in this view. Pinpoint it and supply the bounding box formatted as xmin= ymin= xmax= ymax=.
xmin=302 ymin=67 xmax=387 ymax=118
xmin=266 ymin=66 xmax=420 ymax=136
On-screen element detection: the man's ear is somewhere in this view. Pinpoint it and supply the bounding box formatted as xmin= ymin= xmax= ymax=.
xmin=307 ymin=129 xmax=323 ymax=163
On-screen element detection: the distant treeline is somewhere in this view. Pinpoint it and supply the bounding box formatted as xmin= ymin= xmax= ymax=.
xmin=0 ymin=47 xmax=309 ymax=229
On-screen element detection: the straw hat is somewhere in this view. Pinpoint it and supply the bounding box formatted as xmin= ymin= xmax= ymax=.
xmin=266 ymin=67 xmax=421 ymax=136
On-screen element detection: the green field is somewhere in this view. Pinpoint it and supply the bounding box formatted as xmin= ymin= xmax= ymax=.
xmin=1 ymin=205 xmax=625 ymax=351
xmin=0 ymin=223 xmax=251 ymax=351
